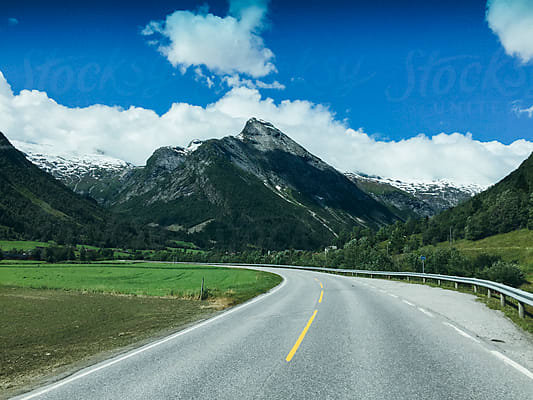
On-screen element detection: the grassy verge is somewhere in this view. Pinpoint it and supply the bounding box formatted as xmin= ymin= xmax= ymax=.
xmin=0 ymin=263 xmax=282 ymax=398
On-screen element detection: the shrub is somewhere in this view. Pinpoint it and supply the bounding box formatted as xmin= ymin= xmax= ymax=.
xmin=482 ymin=261 xmax=526 ymax=288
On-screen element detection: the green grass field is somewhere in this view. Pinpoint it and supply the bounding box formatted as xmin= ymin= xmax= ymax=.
xmin=0 ymin=262 xmax=282 ymax=303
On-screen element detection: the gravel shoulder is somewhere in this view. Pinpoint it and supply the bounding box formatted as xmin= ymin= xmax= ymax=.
xmin=355 ymin=277 xmax=533 ymax=371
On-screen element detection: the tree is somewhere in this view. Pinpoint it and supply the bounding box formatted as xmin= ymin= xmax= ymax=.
xmin=0 ymin=248 xmax=3 ymax=261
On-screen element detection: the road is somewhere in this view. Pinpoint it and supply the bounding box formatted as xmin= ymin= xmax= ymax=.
xmin=14 ymin=267 xmax=533 ymax=400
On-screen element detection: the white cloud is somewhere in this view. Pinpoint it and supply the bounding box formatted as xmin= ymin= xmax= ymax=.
xmin=486 ymin=0 xmax=533 ymax=63
xmin=142 ymin=0 xmax=275 ymax=78
xmin=222 ymin=74 xmax=285 ymax=90
xmin=515 ymin=104 xmax=533 ymax=117
xmin=0 ymin=70 xmax=531 ymax=187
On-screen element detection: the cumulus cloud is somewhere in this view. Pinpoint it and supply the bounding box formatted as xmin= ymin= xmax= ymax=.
xmin=142 ymin=0 xmax=275 ymax=78
xmin=486 ymin=0 xmax=533 ymax=63
xmin=0 ymin=71 xmax=531 ymax=186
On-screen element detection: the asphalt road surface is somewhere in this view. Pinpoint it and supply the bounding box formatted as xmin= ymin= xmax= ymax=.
xmin=14 ymin=267 xmax=533 ymax=400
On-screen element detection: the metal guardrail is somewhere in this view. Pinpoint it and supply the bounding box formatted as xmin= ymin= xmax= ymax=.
xmin=205 ymin=262 xmax=533 ymax=319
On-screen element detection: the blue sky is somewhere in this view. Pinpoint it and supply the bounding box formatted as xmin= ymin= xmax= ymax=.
xmin=0 ymin=0 xmax=532 ymax=184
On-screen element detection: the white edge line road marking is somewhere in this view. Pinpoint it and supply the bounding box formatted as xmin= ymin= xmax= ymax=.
xmin=491 ymin=350 xmax=533 ymax=381
xmin=402 ymin=300 xmax=415 ymax=307
xmin=387 ymin=293 xmax=398 ymax=298
xmin=442 ymin=322 xmax=480 ymax=344
xmin=16 ymin=273 xmax=288 ymax=400
xmin=417 ymin=307 xmax=434 ymax=318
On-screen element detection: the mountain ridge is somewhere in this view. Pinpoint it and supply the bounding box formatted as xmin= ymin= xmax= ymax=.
xmin=14 ymin=119 xmax=484 ymax=222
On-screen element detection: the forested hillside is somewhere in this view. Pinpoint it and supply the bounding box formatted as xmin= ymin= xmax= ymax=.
xmin=418 ymin=152 xmax=532 ymax=244
xmin=0 ymin=132 xmax=168 ymax=248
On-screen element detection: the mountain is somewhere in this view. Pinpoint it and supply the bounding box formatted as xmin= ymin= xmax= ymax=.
xmin=110 ymin=118 xmax=401 ymax=249
xmin=419 ymin=151 xmax=533 ymax=244
xmin=0 ymin=132 xmax=107 ymax=242
xmin=0 ymin=133 xmax=167 ymax=248
xmin=346 ymin=173 xmax=485 ymax=218
xmin=27 ymin=118 xmax=393 ymax=250
xmin=16 ymin=140 xmax=484 ymax=222
xmin=13 ymin=141 xmax=134 ymax=205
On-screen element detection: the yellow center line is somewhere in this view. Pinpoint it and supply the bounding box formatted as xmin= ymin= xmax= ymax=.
xmin=286 ymin=310 xmax=318 ymax=362
xmin=319 ymin=290 xmax=324 ymax=303
xmin=319 ymin=282 xmax=323 ymax=289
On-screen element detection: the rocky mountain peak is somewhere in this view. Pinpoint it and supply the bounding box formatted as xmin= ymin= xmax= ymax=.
xmin=240 ymin=117 xmax=283 ymax=139
xmin=146 ymin=146 xmax=187 ymax=171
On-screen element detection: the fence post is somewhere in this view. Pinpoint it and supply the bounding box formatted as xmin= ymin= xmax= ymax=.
xmin=518 ymin=302 xmax=525 ymax=319
xmin=200 ymin=277 xmax=204 ymax=300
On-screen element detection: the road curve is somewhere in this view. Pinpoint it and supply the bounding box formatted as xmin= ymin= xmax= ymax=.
xmin=13 ymin=267 xmax=533 ymax=400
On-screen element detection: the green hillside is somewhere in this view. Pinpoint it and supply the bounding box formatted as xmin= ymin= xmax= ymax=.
xmin=419 ymin=152 xmax=533 ymax=244
xmin=0 ymin=132 xmax=168 ymax=249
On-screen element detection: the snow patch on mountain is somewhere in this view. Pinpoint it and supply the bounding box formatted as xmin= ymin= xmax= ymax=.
xmin=348 ymin=173 xmax=488 ymax=196
xmin=12 ymin=140 xmax=132 ymax=182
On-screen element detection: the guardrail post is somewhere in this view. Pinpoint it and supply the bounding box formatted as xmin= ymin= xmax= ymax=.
xmin=487 ymin=288 xmax=491 ymax=298
xmin=407 ymin=276 xmax=410 ymax=282
xmin=423 ymin=277 xmax=426 ymax=283
xmin=500 ymin=293 xmax=506 ymax=307
xmin=518 ymin=302 xmax=525 ymax=319
xmin=454 ymin=282 xmax=458 ymax=289
xmin=370 ymin=274 xmax=373 ymax=279
xmin=473 ymin=285 xmax=477 ymax=293
xmin=438 ymin=279 xmax=441 ymax=286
